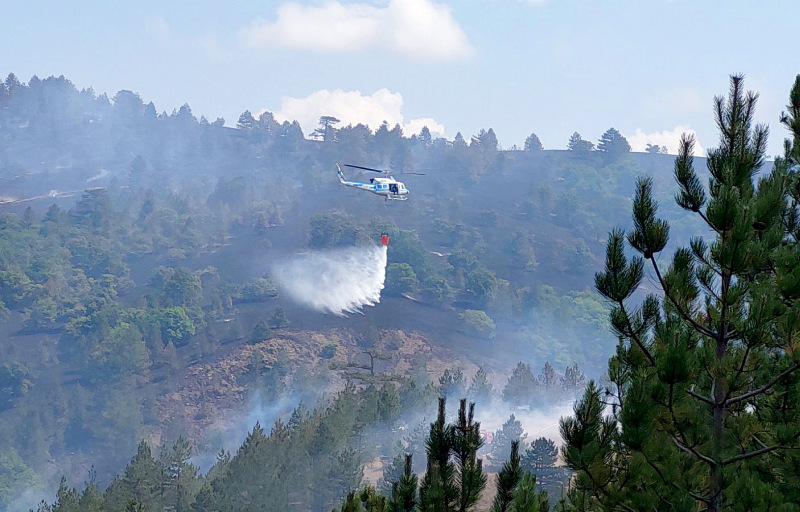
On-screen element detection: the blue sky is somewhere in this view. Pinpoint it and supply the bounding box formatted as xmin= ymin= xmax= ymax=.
xmin=4 ymin=0 xmax=798 ymax=156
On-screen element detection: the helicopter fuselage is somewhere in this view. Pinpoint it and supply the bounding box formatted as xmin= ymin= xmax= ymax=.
xmin=336 ymin=166 xmax=409 ymax=200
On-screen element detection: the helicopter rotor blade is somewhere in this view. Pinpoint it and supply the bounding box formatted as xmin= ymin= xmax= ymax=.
xmin=344 ymin=164 xmax=388 ymax=174
xmin=401 ymin=172 xmax=426 ymax=176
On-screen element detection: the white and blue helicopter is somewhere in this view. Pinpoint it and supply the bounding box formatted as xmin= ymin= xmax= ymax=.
xmin=336 ymin=163 xmax=423 ymax=201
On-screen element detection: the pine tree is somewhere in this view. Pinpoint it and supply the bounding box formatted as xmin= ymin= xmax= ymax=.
xmin=491 ymin=415 xmax=525 ymax=469
xmin=596 ymin=127 xmax=631 ymax=159
xmin=522 ymin=438 xmax=557 ymax=473
xmin=160 ymin=436 xmax=200 ymax=512
xmin=438 ymin=369 xmax=466 ymax=400
xmin=507 ymin=473 xmax=548 ymax=512
xmin=418 ymin=398 xmax=456 ymax=511
xmin=452 ymin=399 xmax=486 ymax=512
xmin=51 ymin=477 xmax=79 ymax=512
xmin=561 ymin=74 xmax=800 ymax=511
xmin=491 ymin=440 xmax=522 ymax=512
xmin=561 ymin=363 xmax=585 ymax=396
xmin=566 ymin=132 xmax=594 ymax=153
xmin=524 ymin=133 xmax=543 ymax=152
xmin=103 ymin=441 xmax=162 ymax=511
xmin=388 ymin=454 xmax=418 ymax=512
xmin=501 ymin=362 xmax=538 ymax=407
xmin=466 ymin=367 xmax=494 ymax=406
xmin=539 ymin=362 xmax=559 ymax=394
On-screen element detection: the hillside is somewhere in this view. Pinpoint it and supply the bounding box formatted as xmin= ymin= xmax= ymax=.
xmin=0 ymin=73 xmax=697 ymax=509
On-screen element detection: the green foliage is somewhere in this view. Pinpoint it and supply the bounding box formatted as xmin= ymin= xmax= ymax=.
xmin=269 ymin=306 xmax=289 ymax=328
xmin=466 ymin=367 xmax=494 ymax=406
xmin=0 ymin=446 xmax=40 ymax=510
xmin=560 ymin=75 xmax=800 ymax=511
xmin=508 ymin=473 xmax=548 ymax=512
xmin=0 ymin=72 xmax=712 ymax=510
xmin=236 ymin=277 xmax=278 ymax=303
xmin=567 ymin=132 xmax=594 ymax=154
xmin=596 ymin=127 xmax=631 ymax=159
xmin=459 ymin=309 xmax=496 ymax=339
xmin=491 ymin=440 xmax=522 ymax=512
xmin=522 ymin=438 xmax=557 ymax=472
xmin=438 ymin=368 xmax=466 ymax=400
xmin=157 ymin=306 xmax=196 ymax=345
xmin=0 ymin=362 xmax=34 ymax=410
xmin=385 ymin=263 xmax=419 ymax=296
xmin=388 ymin=230 xmax=431 ymax=279
xmin=524 ymin=133 xmax=543 ymax=152
xmin=321 ymin=341 xmax=338 ymax=359
xmin=418 ymin=398 xmax=486 ymax=512
xmin=502 ymin=362 xmax=538 ymax=407
xmin=90 ymin=322 xmax=150 ymax=379
xmin=491 ymin=416 xmax=525 ymax=470
xmin=309 ymin=210 xmax=366 ymax=249
xmin=251 ymin=319 xmax=271 ymax=343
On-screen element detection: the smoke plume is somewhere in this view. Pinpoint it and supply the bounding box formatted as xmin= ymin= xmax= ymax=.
xmin=271 ymin=245 xmax=387 ymax=316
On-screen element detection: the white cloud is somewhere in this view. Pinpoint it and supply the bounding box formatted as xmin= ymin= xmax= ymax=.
xmin=626 ymin=125 xmax=706 ymax=156
xmin=269 ymin=88 xmax=446 ymax=138
xmin=242 ymin=0 xmax=473 ymax=60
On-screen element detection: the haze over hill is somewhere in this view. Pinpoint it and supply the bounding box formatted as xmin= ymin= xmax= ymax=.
xmin=0 ymin=72 xmax=712 ymax=510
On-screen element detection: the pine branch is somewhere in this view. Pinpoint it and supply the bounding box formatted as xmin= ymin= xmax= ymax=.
xmin=722 ymin=445 xmax=779 ymax=465
xmin=643 ymin=454 xmax=712 ymax=508
xmin=725 ymin=362 xmax=800 ymax=406
xmin=649 ymin=257 xmax=716 ymax=339
xmin=723 ymin=342 xmax=754 ymax=403
xmin=617 ymin=300 xmax=656 ymax=366
xmin=686 ymin=388 xmax=715 ymax=406
xmin=670 ymin=436 xmax=716 ymax=466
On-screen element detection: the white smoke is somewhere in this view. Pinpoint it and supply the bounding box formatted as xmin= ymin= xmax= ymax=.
xmin=479 ymin=401 xmax=575 ymax=445
xmin=271 ymin=245 xmax=388 ymax=316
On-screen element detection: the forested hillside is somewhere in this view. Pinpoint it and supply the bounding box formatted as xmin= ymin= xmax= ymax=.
xmin=0 ymin=72 xmax=700 ymax=510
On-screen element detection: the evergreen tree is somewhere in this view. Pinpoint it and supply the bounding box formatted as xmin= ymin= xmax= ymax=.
xmin=561 ymin=363 xmax=585 ymax=396
xmin=237 ymin=110 xmax=256 ymax=130
xmin=103 ymin=441 xmax=162 ymax=511
xmin=51 ymin=477 xmax=79 ymax=512
xmin=490 ymin=440 xmax=522 ymax=512
xmin=566 ymin=132 xmax=594 ymax=153
xmin=596 ymin=127 xmax=631 ymax=159
xmin=269 ymin=306 xmax=289 ymax=328
xmin=466 ymin=367 xmax=494 ymax=406
xmin=438 ymin=369 xmax=466 ymax=400
xmin=160 ymin=436 xmax=200 ymax=512
xmin=491 ymin=415 xmax=525 ymax=469
xmin=76 ymin=481 xmax=103 ymax=512
xmin=501 ymin=362 xmax=538 ymax=407
xmin=451 ymin=399 xmax=486 ymax=512
xmin=523 ymin=133 xmax=543 ymax=152
xmin=560 ymin=74 xmax=800 ymax=511
xmin=521 ymin=438 xmax=557 ymax=473
xmin=507 ymin=473 xmax=548 ymax=512
xmin=418 ymin=398 xmax=456 ymax=511
xmin=538 ymin=362 xmax=559 ymax=393
xmin=388 ymin=454 xmax=418 ymax=512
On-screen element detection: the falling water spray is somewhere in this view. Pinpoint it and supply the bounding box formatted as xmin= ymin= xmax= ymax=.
xmin=271 ymin=244 xmax=388 ymax=316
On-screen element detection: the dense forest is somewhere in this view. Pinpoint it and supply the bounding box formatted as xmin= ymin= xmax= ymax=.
xmin=2 ymin=71 xmax=798 ymax=511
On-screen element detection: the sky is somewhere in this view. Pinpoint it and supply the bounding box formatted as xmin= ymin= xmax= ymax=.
xmin=3 ymin=0 xmax=798 ymax=156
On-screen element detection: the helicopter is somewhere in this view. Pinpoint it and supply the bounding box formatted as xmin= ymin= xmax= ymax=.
xmin=336 ymin=163 xmax=423 ymax=200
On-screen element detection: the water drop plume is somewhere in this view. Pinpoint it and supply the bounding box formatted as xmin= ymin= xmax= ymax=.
xmin=271 ymin=245 xmax=387 ymax=316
